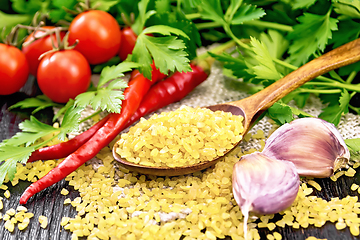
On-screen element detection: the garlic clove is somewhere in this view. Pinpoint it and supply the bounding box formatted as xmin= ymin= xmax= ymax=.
xmin=232 ymin=152 xmax=300 ymax=237
xmin=262 ymin=117 xmax=350 ymax=178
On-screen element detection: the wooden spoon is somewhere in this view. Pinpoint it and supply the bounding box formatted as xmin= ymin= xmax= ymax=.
xmin=113 ymin=38 xmax=360 ymax=176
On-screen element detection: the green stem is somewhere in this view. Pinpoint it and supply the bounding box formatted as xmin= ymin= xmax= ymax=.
xmin=196 ymin=40 xmax=236 ymax=60
xmin=349 ymin=105 xmax=360 ymax=115
xmin=33 ymin=132 xmax=61 ymax=150
xmin=244 ymin=20 xmax=293 ymax=32
xmin=296 ymin=88 xmax=342 ymax=94
xmin=195 ymin=21 xmax=223 ymax=30
xmin=346 ymin=71 xmax=358 ymax=84
xmin=272 ymin=58 xmax=342 ymax=83
xmin=223 ymin=24 xmax=250 ymax=50
xmin=187 ymin=13 xmax=293 ymax=32
xmin=304 ymin=82 xmax=360 ymax=92
xmin=79 ymin=110 xmax=102 ymax=123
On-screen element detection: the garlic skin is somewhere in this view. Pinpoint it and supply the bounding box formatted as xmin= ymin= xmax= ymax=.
xmin=262 ymin=117 xmax=350 ymax=178
xmin=232 ymin=152 xmax=300 ymax=237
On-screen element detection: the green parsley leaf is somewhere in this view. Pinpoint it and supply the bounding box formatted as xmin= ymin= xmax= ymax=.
xmin=318 ymin=90 xmax=350 ymax=125
xmin=75 ymin=61 xmax=137 ymax=113
xmin=11 ymin=0 xmax=45 ymax=14
xmin=151 ymin=10 xmax=201 ymax=59
xmin=0 ymin=10 xmax=31 ymax=29
xmin=132 ymin=25 xmax=191 ymax=78
xmin=230 ymin=3 xmax=265 ymax=25
xmin=49 ymin=0 xmax=77 ymax=23
xmin=333 ymin=0 xmax=360 ymax=19
xmin=208 ymin=50 xmax=254 ymax=80
xmin=259 ymin=30 xmax=289 ymax=60
xmin=132 ymin=0 xmax=156 ymax=35
xmin=2 ymin=116 xmax=58 ymax=147
xmin=291 ymin=0 xmax=317 ymax=10
xmin=98 ymin=62 xmax=140 ymax=87
xmin=267 ymin=102 xmax=294 ymax=125
xmin=75 ymin=80 xmax=127 ymax=114
xmin=267 ymin=101 xmax=313 ymax=125
xmin=155 ymin=0 xmax=171 ymax=13
xmin=249 ymin=36 xmax=283 ymax=82
xmin=345 ymin=138 xmax=360 ymax=153
xmin=199 ymin=0 xmax=225 ymax=25
xmin=89 ymin=0 xmax=119 ymax=12
xmin=8 ymin=95 xmax=62 ymax=114
xmin=287 ymin=11 xmax=338 ymax=66
xmin=57 ymin=105 xmax=84 ymax=141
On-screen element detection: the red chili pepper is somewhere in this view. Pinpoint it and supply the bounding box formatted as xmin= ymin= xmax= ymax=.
xmin=19 ymin=64 xmax=208 ymax=204
xmin=27 ymin=114 xmax=110 ymax=162
xmin=20 ymin=69 xmax=165 ymax=204
xmin=124 ymin=64 xmax=208 ymax=128
xmin=26 ymin=64 xmax=166 ymax=163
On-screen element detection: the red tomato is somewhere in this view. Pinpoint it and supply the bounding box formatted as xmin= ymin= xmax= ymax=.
xmin=68 ymin=10 xmax=121 ymax=65
xmin=0 ymin=43 xmax=29 ymax=95
xmin=37 ymin=50 xmax=91 ymax=103
xmin=118 ymin=27 xmax=138 ymax=61
xmin=22 ymin=26 xmax=66 ymax=76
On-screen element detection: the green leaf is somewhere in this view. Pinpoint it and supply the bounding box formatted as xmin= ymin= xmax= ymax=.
xmin=177 ymin=0 xmax=202 ymax=9
xmin=333 ymin=0 xmax=360 ymax=19
xmin=231 ymin=3 xmax=265 ymax=25
xmin=259 ymin=30 xmax=289 ymax=60
xmin=266 ymin=102 xmax=294 ymax=125
xmin=90 ymin=0 xmax=119 ymax=11
xmin=98 ymin=61 xmax=140 ymax=87
xmin=330 ymin=19 xmax=360 ymax=48
xmin=0 ymin=146 xmax=35 ymax=185
xmin=2 ymin=116 xmax=58 ymax=147
xmin=132 ymin=0 xmax=156 ymax=35
xmin=142 ymin=25 xmax=189 ymax=39
xmin=8 ymin=95 xmax=62 ymax=114
xmin=75 ymin=80 xmax=127 ymax=114
xmin=49 ymin=0 xmax=77 ymax=22
xmin=11 ymin=0 xmax=48 ymax=14
xmin=199 ymin=0 xmax=225 ymax=25
xmin=132 ymin=31 xmax=191 ymax=78
xmin=345 ymin=138 xmax=360 ymax=153
xmin=266 ymin=101 xmax=313 ymax=125
xmin=287 ymin=11 xmax=338 ymax=66
xmin=318 ymin=90 xmax=350 ymax=125
xmin=57 ymin=105 xmax=84 ymax=141
xmin=155 ymin=0 xmax=171 ymax=14
xmin=292 ymin=0 xmax=317 ymax=10
xmin=250 ymin=37 xmax=283 ymax=81
xmin=0 ymin=11 xmax=32 ymax=29
xmin=208 ymin=50 xmax=254 ymax=80
xmin=150 ymin=11 xmax=201 ymax=59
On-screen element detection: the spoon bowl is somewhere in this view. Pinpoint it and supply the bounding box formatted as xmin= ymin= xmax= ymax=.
xmin=113 ymin=38 xmax=360 ymax=176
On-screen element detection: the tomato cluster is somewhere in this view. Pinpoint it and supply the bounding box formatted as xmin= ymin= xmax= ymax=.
xmin=1 ymin=9 xmax=138 ymax=103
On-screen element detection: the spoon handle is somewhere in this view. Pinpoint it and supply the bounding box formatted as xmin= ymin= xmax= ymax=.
xmin=234 ymin=38 xmax=360 ymax=116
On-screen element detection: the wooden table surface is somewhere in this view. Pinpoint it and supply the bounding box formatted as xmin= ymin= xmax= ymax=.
xmin=0 ymin=76 xmax=359 ymax=240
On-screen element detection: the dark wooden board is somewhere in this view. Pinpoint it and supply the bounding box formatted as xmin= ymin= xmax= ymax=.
xmin=0 ymin=76 xmax=359 ymax=240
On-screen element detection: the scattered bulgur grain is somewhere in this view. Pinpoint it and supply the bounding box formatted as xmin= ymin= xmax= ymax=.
xmin=4 ymin=190 xmax=10 ymax=198
xmin=39 ymin=215 xmax=48 ymax=228
xmin=6 ymin=208 xmax=16 ymax=216
xmin=64 ymin=198 xmax=72 ymax=205
xmin=345 ymin=168 xmax=357 ymax=177
xmin=351 ymin=183 xmax=359 ymax=191
xmin=307 ymin=180 xmax=322 ymax=191
xmin=16 ymin=206 xmax=28 ymax=212
xmin=61 ymin=188 xmax=69 ymax=195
